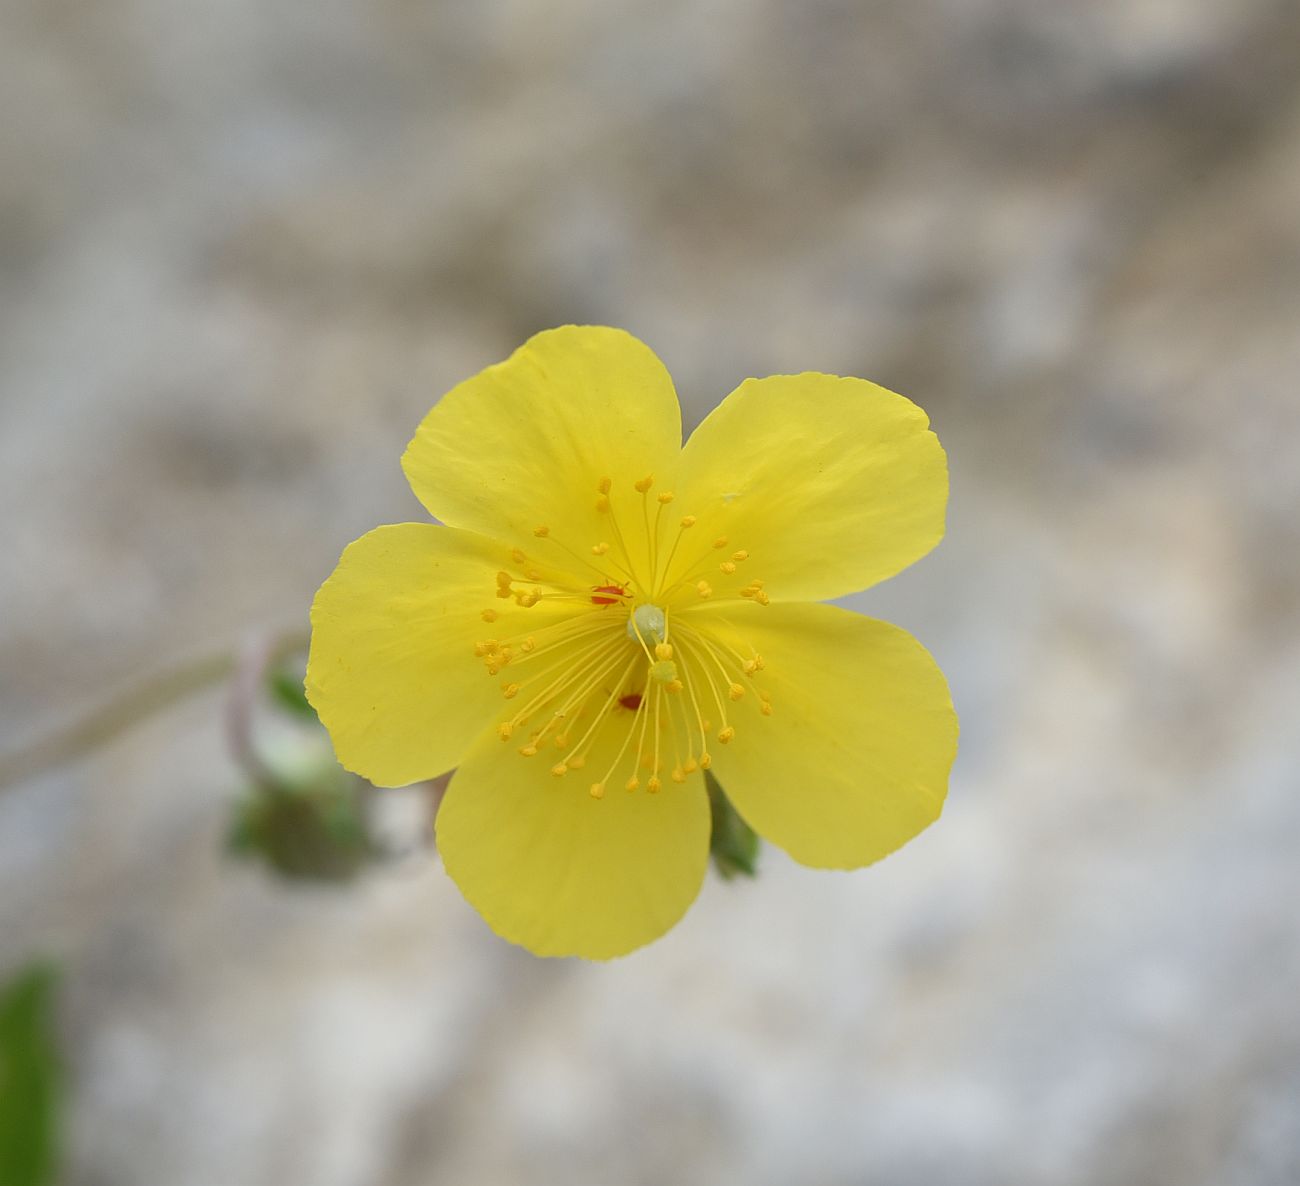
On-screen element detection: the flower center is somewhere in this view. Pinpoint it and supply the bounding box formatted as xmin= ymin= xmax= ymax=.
xmin=470 ymin=473 xmax=774 ymax=798
xmin=627 ymin=603 xmax=666 ymax=646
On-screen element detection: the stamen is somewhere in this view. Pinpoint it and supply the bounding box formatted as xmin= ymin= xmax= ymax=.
xmin=559 ymin=653 xmax=639 ymax=769
xmin=634 ymin=475 xmax=654 ymax=493
xmin=481 ymin=608 xmax=498 ymax=623
xmin=533 ymin=526 xmax=549 ymax=538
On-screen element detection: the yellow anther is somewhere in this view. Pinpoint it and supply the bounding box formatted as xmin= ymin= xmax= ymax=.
xmin=480 ymin=608 xmax=498 ymax=623
xmin=473 ymin=640 xmax=497 ymax=657
xmin=515 ymin=592 xmax=538 ymax=607
xmin=511 ymin=548 xmax=527 ymax=563
xmin=485 ymin=661 xmax=502 ymax=675
xmin=647 ymin=775 xmax=662 ymax=793
xmin=667 ymin=679 xmax=684 ymax=694
xmin=634 ymin=475 xmax=654 ymax=493
xmin=598 ymin=476 xmax=612 ymax=494
xmin=497 ymin=723 xmax=513 ymax=741
xmin=520 ymin=744 xmax=538 ymax=757
xmin=699 ymin=753 xmax=712 ymax=770
xmin=496 ymin=570 xmax=512 ymax=588
xmin=683 ymin=757 xmax=698 ymax=774
xmin=671 ymin=767 xmax=686 ymax=784
xmin=521 ymin=637 xmax=537 ymax=652
xmin=650 ymin=659 xmax=678 ymax=684
xmin=696 ymin=580 xmax=713 ymax=599
xmin=533 ymin=525 xmax=549 ymax=538
xmin=551 ymin=762 xmax=568 ymax=778
xmin=595 ymin=494 xmax=610 ymax=512
xmin=732 ymin=550 xmax=749 ymax=562
xmin=625 ymin=776 xmax=640 ymax=792
xmin=526 ymin=568 xmax=542 ymax=581
xmin=657 ymin=491 xmax=675 ymax=505
xmin=718 ymin=726 xmax=736 ymax=744
xmin=591 ymin=542 xmax=610 ymax=555
xmin=743 ymin=655 xmax=766 ymax=674
xmin=679 ymin=515 xmax=697 ymax=528
xmin=589 ymin=782 xmax=606 ymax=799
xmin=654 ymin=642 xmax=673 ymax=660
xmin=719 ymin=561 xmax=737 ymax=574
xmin=760 ymin=701 xmax=774 ymax=716
xmin=553 ymin=734 xmax=569 ymax=748
xmin=497 ymin=647 xmax=513 ymax=664
xmin=495 ymin=587 xmax=512 ymax=599
xmin=728 ymin=682 xmax=745 ymax=701
xmin=755 ymin=591 xmax=771 ymax=606
xmin=713 ymin=536 xmax=728 ymax=549
xmin=503 ymin=683 xmax=520 ymax=699
xmin=567 ymin=754 xmax=586 ymax=770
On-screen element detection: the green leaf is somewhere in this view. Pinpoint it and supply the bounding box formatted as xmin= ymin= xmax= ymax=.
xmin=267 ymin=669 xmax=318 ymax=721
xmin=0 ymin=963 xmax=61 ymax=1186
xmin=705 ymin=770 xmax=760 ymax=880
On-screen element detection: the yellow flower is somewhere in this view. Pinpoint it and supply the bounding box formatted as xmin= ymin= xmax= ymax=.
xmin=307 ymin=326 xmax=957 ymax=958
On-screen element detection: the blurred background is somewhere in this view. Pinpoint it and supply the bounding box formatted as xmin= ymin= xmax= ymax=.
xmin=2 ymin=0 xmax=1299 ymax=1183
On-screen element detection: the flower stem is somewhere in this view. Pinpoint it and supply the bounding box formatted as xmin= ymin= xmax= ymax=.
xmin=0 ymin=629 xmax=309 ymax=794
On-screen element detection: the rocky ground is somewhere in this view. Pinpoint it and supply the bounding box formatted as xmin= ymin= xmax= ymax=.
xmin=2 ymin=1 xmax=1299 ymax=1183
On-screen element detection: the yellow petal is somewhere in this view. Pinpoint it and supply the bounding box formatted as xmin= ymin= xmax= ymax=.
xmin=402 ymin=326 xmax=682 ymax=589
xmin=676 ymin=373 xmax=947 ymax=601
xmin=695 ymin=601 xmax=957 ymax=868
xmin=307 ymin=524 xmax=569 ymax=787
xmin=437 ymin=723 xmax=711 ymax=959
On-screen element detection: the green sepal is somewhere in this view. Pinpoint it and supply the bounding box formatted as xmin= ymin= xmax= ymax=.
xmin=226 ymin=767 xmax=374 ymax=883
xmin=267 ymin=668 xmax=318 ymax=721
xmin=705 ymin=770 xmax=760 ymax=880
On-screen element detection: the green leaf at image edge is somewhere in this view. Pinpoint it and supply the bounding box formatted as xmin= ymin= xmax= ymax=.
xmin=0 ymin=963 xmax=61 ymax=1186
xmin=705 ymin=770 xmax=760 ymax=880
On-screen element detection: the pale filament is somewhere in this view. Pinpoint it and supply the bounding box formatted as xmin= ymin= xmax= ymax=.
xmin=480 ymin=471 xmax=770 ymax=794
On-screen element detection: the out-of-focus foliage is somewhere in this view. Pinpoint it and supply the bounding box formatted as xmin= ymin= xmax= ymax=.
xmin=0 ymin=964 xmax=61 ymax=1186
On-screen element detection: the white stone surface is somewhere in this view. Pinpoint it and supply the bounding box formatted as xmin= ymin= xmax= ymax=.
xmin=2 ymin=1 xmax=1299 ymax=1183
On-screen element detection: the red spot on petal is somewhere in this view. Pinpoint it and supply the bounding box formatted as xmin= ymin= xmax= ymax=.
xmin=619 ymin=692 xmax=643 ymax=711
xmin=592 ymin=584 xmax=626 ymax=605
